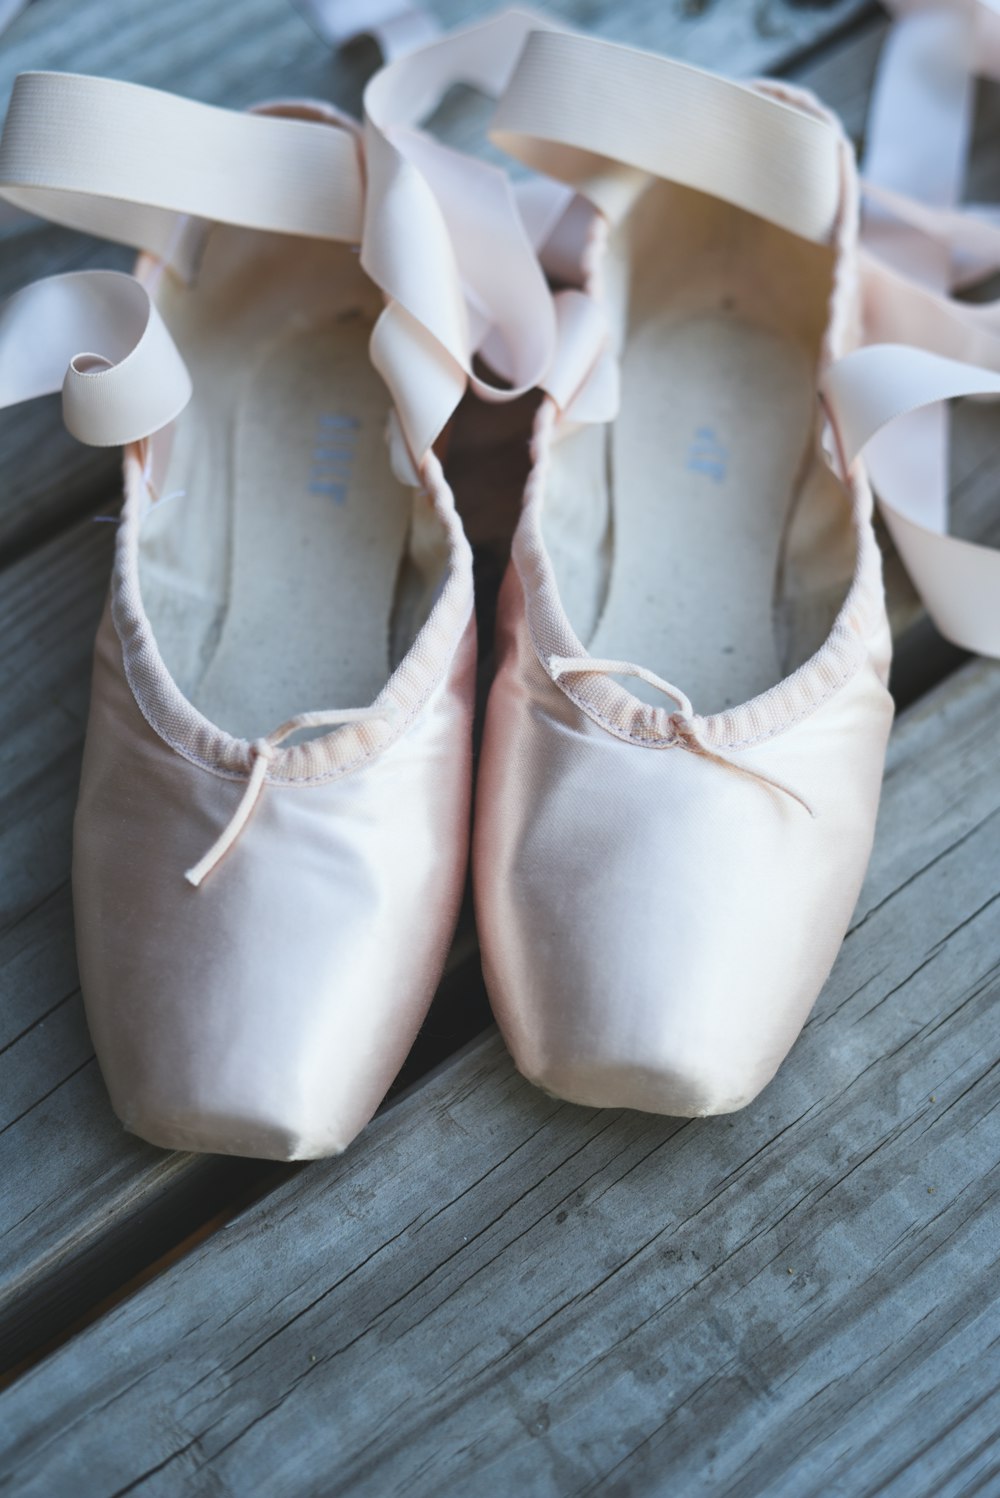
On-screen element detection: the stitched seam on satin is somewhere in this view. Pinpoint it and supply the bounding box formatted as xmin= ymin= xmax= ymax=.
xmin=530 ymin=380 xmax=874 ymax=746
xmin=111 ymin=443 xmax=473 ymax=786
xmin=533 ymin=620 xmax=866 ymax=750
xmin=547 ymin=646 xmax=863 ymax=751
xmin=121 ymin=651 xmax=467 ymax=788
xmin=114 ymin=586 xmax=473 ymax=786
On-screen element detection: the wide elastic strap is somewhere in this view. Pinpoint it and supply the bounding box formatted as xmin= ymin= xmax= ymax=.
xmin=0 ymin=270 xmax=192 ymax=445
xmin=823 ymin=344 xmax=1000 ymax=658
xmin=0 ymin=72 xmax=365 ymax=276
xmin=489 ymin=28 xmax=843 ymax=242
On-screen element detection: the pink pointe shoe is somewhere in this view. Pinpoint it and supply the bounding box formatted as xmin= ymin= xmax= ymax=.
xmin=0 ymin=15 xmax=586 ymax=1159
xmin=474 ymin=31 xmax=899 ymax=1117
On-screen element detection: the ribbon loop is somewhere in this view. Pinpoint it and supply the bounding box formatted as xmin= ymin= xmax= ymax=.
xmin=854 ymin=0 xmax=1000 ymax=658
xmin=490 ymin=28 xmax=844 ymax=243
xmin=360 ymin=9 xmax=610 ymax=465
xmin=0 ymin=270 xmax=192 ymax=445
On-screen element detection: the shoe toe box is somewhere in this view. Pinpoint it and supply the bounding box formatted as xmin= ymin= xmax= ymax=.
xmin=476 ymin=666 xmax=892 ymax=1117
xmin=74 ymin=697 xmax=471 ymax=1160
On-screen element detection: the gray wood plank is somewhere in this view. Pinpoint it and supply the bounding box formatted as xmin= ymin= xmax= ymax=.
xmin=1 ymin=654 xmax=997 ymax=1495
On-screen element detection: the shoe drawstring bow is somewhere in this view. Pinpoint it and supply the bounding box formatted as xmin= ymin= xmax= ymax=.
xmin=548 ymin=657 xmax=817 ymax=820
xmin=184 ymin=706 xmax=392 ymax=888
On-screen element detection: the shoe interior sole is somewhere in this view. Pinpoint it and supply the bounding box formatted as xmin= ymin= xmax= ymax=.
xmin=542 ymin=181 xmax=856 ymax=716
xmin=138 ymin=227 xmax=415 ymax=740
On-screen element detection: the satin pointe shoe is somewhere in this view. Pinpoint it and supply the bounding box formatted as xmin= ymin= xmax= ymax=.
xmin=474 ymin=31 xmax=900 ymax=1116
xmin=0 ymin=17 xmax=589 ymax=1158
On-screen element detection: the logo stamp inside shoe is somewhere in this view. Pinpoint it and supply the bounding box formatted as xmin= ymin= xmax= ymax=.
xmin=686 ymin=425 xmax=728 ymax=483
xmin=309 ymin=412 xmax=361 ymax=503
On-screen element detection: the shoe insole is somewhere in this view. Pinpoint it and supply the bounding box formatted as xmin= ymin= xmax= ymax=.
xmin=589 ymin=305 xmax=815 ymax=713
xmin=139 ymin=230 xmax=411 ymax=741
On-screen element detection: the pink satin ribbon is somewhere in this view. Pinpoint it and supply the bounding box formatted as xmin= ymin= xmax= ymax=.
xmin=0 ymin=11 xmax=617 ymax=475
xmin=360 ymin=9 xmax=617 ymax=474
xmin=840 ymin=0 xmax=1000 ymax=657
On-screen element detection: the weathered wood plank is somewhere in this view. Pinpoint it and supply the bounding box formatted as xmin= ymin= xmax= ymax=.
xmin=1 ymin=653 xmax=997 ymax=1494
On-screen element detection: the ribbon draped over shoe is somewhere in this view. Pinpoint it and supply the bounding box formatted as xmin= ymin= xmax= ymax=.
xmin=1 ymin=5 xmax=997 ymax=651
xmin=822 ymin=0 xmax=1000 ymax=659
xmin=359 ymin=8 xmax=618 ymax=471
xmin=0 ymin=11 xmax=616 ymax=466
xmin=456 ymin=6 xmax=1000 ymax=662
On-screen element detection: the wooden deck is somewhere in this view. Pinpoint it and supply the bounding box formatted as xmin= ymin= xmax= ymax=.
xmin=1 ymin=0 xmax=998 ymax=1492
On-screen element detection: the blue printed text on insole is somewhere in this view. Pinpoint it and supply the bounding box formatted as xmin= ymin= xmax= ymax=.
xmin=686 ymin=426 xmax=727 ymax=483
xmin=310 ymin=412 xmax=360 ymax=502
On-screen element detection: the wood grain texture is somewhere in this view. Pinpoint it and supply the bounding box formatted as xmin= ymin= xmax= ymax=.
xmin=1 ymin=654 xmax=997 ymax=1496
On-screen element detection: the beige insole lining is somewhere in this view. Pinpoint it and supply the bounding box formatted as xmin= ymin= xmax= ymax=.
xmin=540 ymin=172 xmax=862 ymax=717
xmin=139 ymin=230 xmax=413 ymax=741
xmin=590 ymin=306 xmax=815 ymax=711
